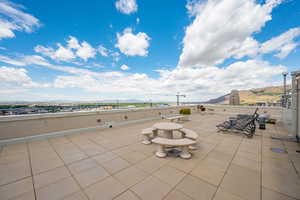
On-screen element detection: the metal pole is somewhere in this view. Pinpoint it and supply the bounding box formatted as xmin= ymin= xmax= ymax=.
xmin=296 ymin=76 xmax=299 ymax=142
xmin=272 ymin=71 xmax=299 ymax=142
xmin=176 ymin=95 xmax=179 ymax=106
xmin=282 ymin=72 xmax=288 ymax=107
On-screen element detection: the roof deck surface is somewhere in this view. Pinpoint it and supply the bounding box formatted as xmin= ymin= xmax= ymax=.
xmin=0 ymin=113 xmax=299 ymax=200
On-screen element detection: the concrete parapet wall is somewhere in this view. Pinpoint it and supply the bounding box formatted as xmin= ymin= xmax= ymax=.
xmin=0 ymin=106 xmax=191 ymax=141
xmin=203 ymin=104 xmax=282 ymax=118
xmin=0 ymin=105 xmax=282 ymax=142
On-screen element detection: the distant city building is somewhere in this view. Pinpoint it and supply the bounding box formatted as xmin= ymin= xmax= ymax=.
xmin=229 ymin=90 xmax=240 ymax=105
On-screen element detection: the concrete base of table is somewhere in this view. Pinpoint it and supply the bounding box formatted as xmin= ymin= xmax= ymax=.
xmin=156 ymin=145 xmax=167 ymax=158
xmin=188 ymin=145 xmax=198 ymax=150
xmin=179 ymin=146 xmax=192 ymax=159
xmin=163 ymin=130 xmax=173 ymax=139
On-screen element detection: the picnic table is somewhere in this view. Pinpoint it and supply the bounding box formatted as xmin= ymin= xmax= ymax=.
xmin=165 ymin=115 xmax=187 ymax=122
xmin=153 ymin=122 xmax=183 ymax=139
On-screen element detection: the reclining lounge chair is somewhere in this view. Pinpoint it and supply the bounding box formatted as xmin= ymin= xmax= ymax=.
xmin=216 ymin=108 xmax=259 ymax=138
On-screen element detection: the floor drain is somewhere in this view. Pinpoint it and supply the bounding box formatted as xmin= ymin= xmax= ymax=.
xmin=270 ymin=148 xmax=287 ymax=153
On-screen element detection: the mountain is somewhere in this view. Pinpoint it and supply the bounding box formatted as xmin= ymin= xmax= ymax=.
xmin=204 ymin=85 xmax=290 ymax=105
xmin=202 ymin=94 xmax=230 ymax=104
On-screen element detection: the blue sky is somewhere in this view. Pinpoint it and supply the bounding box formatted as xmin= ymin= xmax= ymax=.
xmin=0 ymin=0 xmax=299 ymax=102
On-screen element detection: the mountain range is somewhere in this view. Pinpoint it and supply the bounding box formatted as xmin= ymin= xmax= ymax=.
xmin=204 ymin=85 xmax=290 ymax=105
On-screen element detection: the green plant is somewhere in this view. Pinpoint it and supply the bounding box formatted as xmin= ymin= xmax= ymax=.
xmin=179 ymin=108 xmax=191 ymax=115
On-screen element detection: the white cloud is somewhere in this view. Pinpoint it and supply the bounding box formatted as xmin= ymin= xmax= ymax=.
xmin=0 ymin=66 xmax=48 ymax=88
xmin=260 ymin=27 xmax=300 ymax=59
xmin=179 ymin=0 xmax=284 ymax=67
xmin=98 ymin=45 xmax=109 ymax=56
xmin=75 ymin=41 xmax=96 ymax=61
xmin=274 ymin=42 xmax=297 ymax=59
xmin=67 ymin=36 xmax=81 ymax=49
xmin=115 ymin=28 xmax=150 ymax=56
xmin=0 ymin=1 xmax=40 ymax=40
xmin=120 ymin=64 xmax=129 ymax=70
xmin=155 ymin=59 xmax=286 ymax=100
xmin=34 ymin=44 xmax=75 ymax=62
xmin=0 ymin=54 xmax=288 ymax=101
xmin=91 ymin=63 xmax=105 ymax=68
xmin=115 ymin=0 xmax=137 ymax=15
xmin=0 ymin=55 xmax=26 ymax=66
xmin=34 ymin=36 xmax=96 ymax=62
xmin=0 ymin=20 xmax=16 ymax=39
xmin=52 ymin=59 xmax=286 ymax=101
xmin=111 ymin=52 xmax=120 ymax=62
xmin=22 ymin=55 xmax=51 ymax=66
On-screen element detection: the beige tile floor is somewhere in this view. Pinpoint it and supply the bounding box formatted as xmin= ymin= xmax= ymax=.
xmin=0 ymin=113 xmax=300 ymax=200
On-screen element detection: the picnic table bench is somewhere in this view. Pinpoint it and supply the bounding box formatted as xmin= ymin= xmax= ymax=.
xmin=166 ymin=115 xmax=188 ymax=122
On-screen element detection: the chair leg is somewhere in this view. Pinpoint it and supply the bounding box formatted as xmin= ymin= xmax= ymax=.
xmin=155 ymin=145 xmax=167 ymax=158
xmin=180 ymin=146 xmax=192 ymax=159
xmin=153 ymin=130 xmax=158 ymax=138
xmin=142 ymin=135 xmax=151 ymax=145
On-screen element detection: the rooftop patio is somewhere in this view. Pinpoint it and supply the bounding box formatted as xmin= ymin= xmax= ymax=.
xmin=0 ymin=112 xmax=300 ymax=200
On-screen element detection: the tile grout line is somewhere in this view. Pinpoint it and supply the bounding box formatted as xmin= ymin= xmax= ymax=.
xmin=260 ymin=129 xmax=263 ymax=200
xmin=106 ymin=150 xmax=176 ymax=200
xmin=210 ymin=135 xmax=244 ymax=200
xmin=57 ymin=133 xmax=152 ymax=200
xmin=267 ymin=124 xmax=300 ymax=200
xmin=161 ymin=140 xmax=223 ymax=200
xmin=48 ymin=138 xmax=92 ymax=200
xmin=281 ymin=136 xmax=300 ymax=180
xmin=26 ymin=142 xmax=38 ymax=200
xmin=0 ymin=175 xmax=33 ymax=188
xmin=56 ymin=144 xmax=151 ymax=194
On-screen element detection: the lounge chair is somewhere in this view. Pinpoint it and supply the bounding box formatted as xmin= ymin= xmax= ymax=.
xmin=216 ymin=108 xmax=259 ymax=138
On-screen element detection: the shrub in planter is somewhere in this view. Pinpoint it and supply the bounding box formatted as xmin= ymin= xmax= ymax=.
xmin=179 ymin=108 xmax=191 ymax=115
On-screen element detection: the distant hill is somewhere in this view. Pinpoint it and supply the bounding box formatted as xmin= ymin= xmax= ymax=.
xmin=204 ymin=85 xmax=290 ymax=105
xmin=202 ymin=94 xmax=230 ymax=104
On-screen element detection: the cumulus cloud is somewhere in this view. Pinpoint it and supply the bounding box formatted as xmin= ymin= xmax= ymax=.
xmin=115 ymin=0 xmax=137 ymax=15
xmin=52 ymin=59 xmax=286 ymax=101
xmin=34 ymin=36 xmax=96 ymax=62
xmin=75 ymin=41 xmax=96 ymax=61
xmin=157 ymin=60 xmax=286 ymax=98
xmin=35 ymin=44 xmax=75 ymax=62
xmin=0 ymin=53 xmax=287 ymax=101
xmin=120 ymin=64 xmax=129 ymax=70
xmin=0 ymin=55 xmax=26 ymax=66
xmin=98 ymin=45 xmax=109 ymax=57
xmin=115 ymin=28 xmax=150 ymax=56
xmin=0 ymin=1 xmax=40 ymax=40
xmin=179 ymin=0 xmax=284 ymax=67
xmin=0 ymin=66 xmax=48 ymax=88
xmin=260 ymin=27 xmax=300 ymax=59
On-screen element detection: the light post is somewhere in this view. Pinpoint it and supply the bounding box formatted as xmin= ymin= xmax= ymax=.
xmin=282 ymin=72 xmax=288 ymax=107
xmin=176 ymin=93 xmax=186 ymax=106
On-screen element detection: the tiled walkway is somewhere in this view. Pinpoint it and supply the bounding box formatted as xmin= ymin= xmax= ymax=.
xmin=0 ymin=113 xmax=300 ymax=200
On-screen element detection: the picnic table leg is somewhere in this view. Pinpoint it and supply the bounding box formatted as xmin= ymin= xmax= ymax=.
xmin=142 ymin=135 xmax=151 ymax=145
xmin=163 ymin=130 xmax=173 ymax=139
xmin=180 ymin=146 xmax=192 ymax=159
xmin=188 ymin=144 xmax=198 ymax=150
xmin=156 ymin=145 xmax=167 ymax=158
xmin=153 ymin=129 xmax=158 ymax=138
